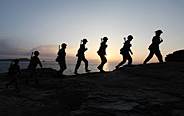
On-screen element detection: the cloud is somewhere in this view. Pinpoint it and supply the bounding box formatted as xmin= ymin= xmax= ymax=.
xmin=0 ymin=37 xmax=77 ymax=61
xmin=0 ymin=38 xmax=29 ymax=56
xmin=29 ymin=45 xmax=58 ymax=56
xmin=29 ymin=44 xmax=78 ymax=61
xmin=0 ymin=38 xmax=57 ymax=60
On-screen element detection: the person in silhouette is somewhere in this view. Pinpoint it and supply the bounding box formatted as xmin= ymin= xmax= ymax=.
xmin=57 ymin=43 xmax=67 ymax=77
xmin=116 ymin=35 xmax=134 ymax=69
xmin=143 ymin=30 xmax=163 ymax=64
xmin=97 ymin=37 xmax=108 ymax=72
xmin=74 ymin=39 xmax=90 ymax=75
xmin=6 ymin=59 xmax=22 ymax=90
xmin=25 ymin=51 xmax=43 ymax=84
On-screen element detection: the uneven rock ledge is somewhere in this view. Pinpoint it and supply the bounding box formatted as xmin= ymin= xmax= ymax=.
xmin=0 ymin=62 xmax=184 ymax=116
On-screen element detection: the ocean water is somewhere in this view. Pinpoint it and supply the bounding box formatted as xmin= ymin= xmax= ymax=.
xmin=0 ymin=61 xmax=119 ymax=75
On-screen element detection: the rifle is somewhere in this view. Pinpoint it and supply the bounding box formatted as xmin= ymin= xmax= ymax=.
xmin=123 ymin=37 xmax=126 ymax=42
xmin=58 ymin=44 xmax=60 ymax=53
xmin=31 ymin=52 xmax=33 ymax=59
xmin=80 ymin=40 xmax=83 ymax=45
xmin=28 ymin=52 xmax=33 ymax=69
xmin=55 ymin=45 xmax=60 ymax=62
xmin=7 ymin=60 xmax=14 ymax=77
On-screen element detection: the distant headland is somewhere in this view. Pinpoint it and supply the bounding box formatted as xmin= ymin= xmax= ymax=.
xmin=0 ymin=58 xmax=30 ymax=61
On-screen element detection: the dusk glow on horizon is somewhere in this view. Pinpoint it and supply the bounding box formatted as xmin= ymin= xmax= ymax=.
xmin=0 ymin=0 xmax=183 ymax=63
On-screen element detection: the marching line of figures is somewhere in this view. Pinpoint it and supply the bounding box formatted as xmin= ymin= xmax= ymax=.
xmin=5 ymin=30 xmax=164 ymax=90
xmin=56 ymin=29 xmax=164 ymax=76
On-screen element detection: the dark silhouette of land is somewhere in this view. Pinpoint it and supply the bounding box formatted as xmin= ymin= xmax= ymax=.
xmin=165 ymin=50 xmax=184 ymax=62
xmin=0 ymin=58 xmax=30 ymax=61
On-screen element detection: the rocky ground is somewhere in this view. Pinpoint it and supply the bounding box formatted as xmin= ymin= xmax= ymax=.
xmin=0 ymin=62 xmax=184 ymax=116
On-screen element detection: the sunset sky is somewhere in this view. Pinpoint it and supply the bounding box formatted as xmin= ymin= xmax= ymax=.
xmin=0 ymin=0 xmax=183 ymax=63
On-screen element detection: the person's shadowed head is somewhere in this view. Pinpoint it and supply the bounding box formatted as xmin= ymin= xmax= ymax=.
xmin=61 ymin=43 xmax=67 ymax=49
xmin=34 ymin=51 xmax=40 ymax=56
xmin=82 ymin=38 xmax=88 ymax=44
xmin=102 ymin=37 xmax=108 ymax=42
xmin=127 ymin=35 xmax=133 ymax=41
xmin=155 ymin=30 xmax=163 ymax=36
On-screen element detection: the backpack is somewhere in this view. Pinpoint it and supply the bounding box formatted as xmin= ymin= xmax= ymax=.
xmin=8 ymin=61 xmax=17 ymax=74
xmin=55 ymin=56 xmax=59 ymax=62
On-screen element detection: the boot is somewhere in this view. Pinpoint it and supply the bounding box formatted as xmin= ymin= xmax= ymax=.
xmin=74 ymin=71 xmax=79 ymax=75
xmin=86 ymin=69 xmax=91 ymax=72
xmin=115 ymin=66 xmax=119 ymax=69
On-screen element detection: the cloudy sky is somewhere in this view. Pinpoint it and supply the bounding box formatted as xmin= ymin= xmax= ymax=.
xmin=0 ymin=0 xmax=183 ymax=63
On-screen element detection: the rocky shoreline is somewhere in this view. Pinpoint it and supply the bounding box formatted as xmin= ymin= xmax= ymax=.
xmin=0 ymin=62 xmax=184 ymax=116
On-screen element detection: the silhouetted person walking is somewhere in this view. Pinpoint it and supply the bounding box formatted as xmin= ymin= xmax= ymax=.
xmin=143 ymin=30 xmax=163 ymax=64
xmin=74 ymin=39 xmax=90 ymax=75
xmin=97 ymin=37 xmax=108 ymax=72
xmin=57 ymin=43 xmax=67 ymax=77
xmin=6 ymin=59 xmax=22 ymax=90
xmin=116 ymin=35 xmax=134 ymax=69
xmin=25 ymin=51 xmax=43 ymax=84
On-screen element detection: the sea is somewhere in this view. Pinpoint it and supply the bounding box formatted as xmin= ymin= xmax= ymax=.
xmin=0 ymin=61 xmax=120 ymax=75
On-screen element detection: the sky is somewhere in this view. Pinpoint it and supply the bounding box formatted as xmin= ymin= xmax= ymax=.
xmin=0 ymin=0 xmax=184 ymax=63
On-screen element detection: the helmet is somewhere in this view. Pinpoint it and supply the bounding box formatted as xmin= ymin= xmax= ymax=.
xmin=34 ymin=51 xmax=40 ymax=55
xmin=127 ymin=35 xmax=133 ymax=40
xmin=103 ymin=37 xmax=108 ymax=41
xmin=14 ymin=59 xmax=20 ymax=63
xmin=61 ymin=43 xmax=67 ymax=47
xmin=155 ymin=30 xmax=163 ymax=34
xmin=82 ymin=38 xmax=88 ymax=42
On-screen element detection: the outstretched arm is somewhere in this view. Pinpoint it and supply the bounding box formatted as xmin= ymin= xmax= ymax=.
xmin=129 ymin=49 xmax=133 ymax=55
xmin=38 ymin=60 xmax=43 ymax=68
xmin=153 ymin=37 xmax=163 ymax=45
xmin=160 ymin=38 xmax=163 ymax=43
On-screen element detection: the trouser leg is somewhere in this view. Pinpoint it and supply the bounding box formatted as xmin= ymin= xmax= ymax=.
xmin=82 ymin=57 xmax=89 ymax=71
xmin=34 ymin=69 xmax=39 ymax=83
xmin=26 ymin=68 xmax=39 ymax=83
xmin=6 ymin=74 xmax=14 ymax=87
xmin=25 ymin=70 xmax=33 ymax=84
xmin=27 ymin=68 xmax=33 ymax=79
xmin=6 ymin=74 xmax=19 ymax=89
xmin=15 ymin=76 xmax=19 ymax=89
xmin=127 ymin=54 xmax=132 ymax=65
xmin=155 ymin=50 xmax=163 ymax=62
xmin=98 ymin=55 xmax=107 ymax=70
xmin=144 ymin=51 xmax=154 ymax=63
xmin=116 ymin=60 xmax=126 ymax=68
xmin=116 ymin=54 xmax=127 ymax=68
xmin=75 ymin=58 xmax=81 ymax=73
xmin=59 ymin=61 xmax=66 ymax=75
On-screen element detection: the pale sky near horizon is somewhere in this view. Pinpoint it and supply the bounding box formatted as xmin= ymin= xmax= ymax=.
xmin=0 ymin=0 xmax=184 ymax=63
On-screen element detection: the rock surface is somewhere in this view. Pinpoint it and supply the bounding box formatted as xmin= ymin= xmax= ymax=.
xmin=165 ymin=49 xmax=184 ymax=62
xmin=0 ymin=62 xmax=184 ymax=116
